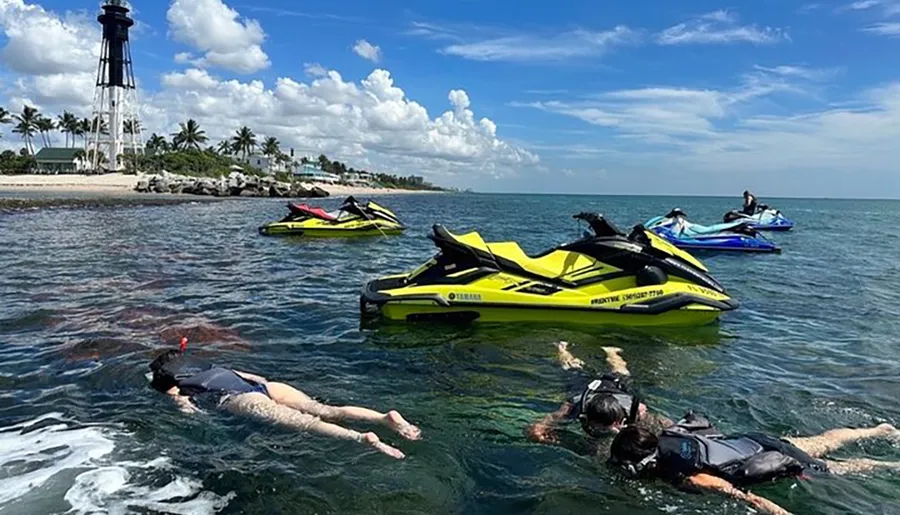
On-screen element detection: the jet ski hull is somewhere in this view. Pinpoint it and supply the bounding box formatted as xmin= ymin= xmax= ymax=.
xmin=723 ymin=209 xmax=794 ymax=231
xmin=646 ymin=214 xmax=781 ymax=253
xmin=259 ymin=221 xmax=405 ymax=237
xmin=360 ymin=220 xmax=738 ymax=327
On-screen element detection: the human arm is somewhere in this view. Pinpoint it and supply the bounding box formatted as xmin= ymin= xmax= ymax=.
xmin=601 ymin=347 xmax=630 ymax=376
xmin=527 ymin=402 xmax=575 ymax=444
xmin=233 ymin=370 xmax=268 ymax=384
xmin=165 ymin=387 xmax=200 ymax=414
xmin=685 ymin=473 xmax=792 ymax=515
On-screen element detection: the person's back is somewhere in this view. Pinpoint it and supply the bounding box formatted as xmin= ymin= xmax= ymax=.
xmin=742 ymin=190 xmax=758 ymax=215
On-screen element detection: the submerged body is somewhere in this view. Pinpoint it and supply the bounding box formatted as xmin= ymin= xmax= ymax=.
xmin=610 ymin=415 xmax=900 ymax=515
xmin=149 ymin=349 xmax=421 ymax=459
xmin=646 ymin=209 xmax=780 ymax=253
xmin=259 ymin=196 xmax=405 ymax=237
xmin=361 ymin=213 xmax=737 ymax=326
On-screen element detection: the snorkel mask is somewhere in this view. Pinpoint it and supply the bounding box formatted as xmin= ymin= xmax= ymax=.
xmin=578 ymin=379 xmax=641 ymax=436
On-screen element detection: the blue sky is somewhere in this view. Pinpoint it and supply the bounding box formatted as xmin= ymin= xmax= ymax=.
xmin=1 ymin=0 xmax=899 ymax=197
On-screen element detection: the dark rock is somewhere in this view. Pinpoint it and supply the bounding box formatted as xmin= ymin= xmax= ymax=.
xmin=310 ymin=186 xmax=330 ymax=198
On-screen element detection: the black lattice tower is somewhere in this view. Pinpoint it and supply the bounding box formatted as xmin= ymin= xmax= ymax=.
xmin=89 ymin=0 xmax=142 ymax=172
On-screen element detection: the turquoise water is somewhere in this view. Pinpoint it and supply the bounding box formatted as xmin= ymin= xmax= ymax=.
xmin=1 ymin=193 xmax=899 ymax=514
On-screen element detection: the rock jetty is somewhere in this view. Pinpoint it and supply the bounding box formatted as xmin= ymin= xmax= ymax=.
xmin=134 ymin=171 xmax=329 ymax=198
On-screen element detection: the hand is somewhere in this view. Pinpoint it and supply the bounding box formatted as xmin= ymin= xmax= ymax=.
xmin=527 ymin=424 xmax=559 ymax=444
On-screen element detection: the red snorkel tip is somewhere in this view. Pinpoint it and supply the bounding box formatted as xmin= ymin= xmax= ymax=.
xmin=179 ymin=336 xmax=188 ymax=352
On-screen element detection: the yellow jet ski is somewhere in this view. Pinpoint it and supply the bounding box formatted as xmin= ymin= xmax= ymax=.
xmin=259 ymin=196 xmax=405 ymax=237
xmin=360 ymin=213 xmax=738 ymax=326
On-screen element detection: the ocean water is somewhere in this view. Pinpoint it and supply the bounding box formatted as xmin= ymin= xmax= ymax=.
xmin=1 ymin=192 xmax=899 ymax=515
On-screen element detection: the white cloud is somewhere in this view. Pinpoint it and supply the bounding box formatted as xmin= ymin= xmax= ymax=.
xmin=139 ymin=67 xmax=537 ymax=179
xmin=752 ymin=65 xmax=840 ymax=81
xmin=303 ymin=63 xmax=329 ymax=77
xmin=440 ymin=26 xmax=638 ymax=62
xmin=863 ymin=21 xmax=900 ymax=35
xmin=657 ymin=10 xmax=789 ymax=45
xmin=166 ymin=0 xmax=270 ymax=74
xmin=0 ymin=0 xmax=99 ymax=75
xmin=352 ymin=39 xmax=382 ymax=62
xmin=844 ymin=0 xmax=900 ymax=14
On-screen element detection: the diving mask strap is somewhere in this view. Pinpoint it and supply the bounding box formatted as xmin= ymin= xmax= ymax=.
xmin=627 ymin=395 xmax=640 ymax=425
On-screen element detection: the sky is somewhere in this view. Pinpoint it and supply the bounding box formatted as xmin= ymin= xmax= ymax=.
xmin=1 ymin=0 xmax=899 ymax=197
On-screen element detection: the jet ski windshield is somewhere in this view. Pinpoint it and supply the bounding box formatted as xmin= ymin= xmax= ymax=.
xmin=573 ymin=212 xmax=624 ymax=238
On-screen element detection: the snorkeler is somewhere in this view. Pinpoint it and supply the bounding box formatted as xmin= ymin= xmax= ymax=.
xmin=527 ymin=342 xmax=671 ymax=444
xmin=742 ymin=190 xmax=759 ymax=215
xmin=149 ymin=340 xmax=421 ymax=459
xmin=609 ymin=411 xmax=900 ymax=515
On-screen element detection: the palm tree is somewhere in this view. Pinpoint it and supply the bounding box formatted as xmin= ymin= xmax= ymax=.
xmin=231 ymin=126 xmax=256 ymax=160
xmin=12 ymin=106 xmax=39 ymax=155
xmin=35 ymin=116 xmax=55 ymax=147
xmin=123 ymin=118 xmax=141 ymax=136
xmin=261 ymin=136 xmax=280 ymax=158
xmin=77 ymin=118 xmax=91 ymax=152
xmin=91 ymin=116 xmax=109 ymax=136
xmin=215 ymin=140 xmax=232 ymax=155
xmin=146 ymin=133 xmax=168 ymax=154
xmin=57 ymin=111 xmax=77 ymax=147
xmin=0 ymin=107 xmax=10 ymax=140
xmin=172 ymin=119 xmax=207 ymax=150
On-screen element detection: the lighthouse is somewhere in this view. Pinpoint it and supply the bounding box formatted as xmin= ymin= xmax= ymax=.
xmin=88 ymin=0 xmax=142 ymax=172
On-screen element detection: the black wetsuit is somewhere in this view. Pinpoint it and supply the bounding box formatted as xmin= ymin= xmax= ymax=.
xmin=742 ymin=194 xmax=759 ymax=215
xmin=157 ymin=355 xmax=269 ymax=405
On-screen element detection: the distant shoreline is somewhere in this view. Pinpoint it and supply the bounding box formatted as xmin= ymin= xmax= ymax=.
xmin=0 ymin=173 xmax=445 ymax=197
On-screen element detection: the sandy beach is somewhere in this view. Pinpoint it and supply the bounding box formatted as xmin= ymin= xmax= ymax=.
xmin=0 ymin=173 xmax=443 ymax=196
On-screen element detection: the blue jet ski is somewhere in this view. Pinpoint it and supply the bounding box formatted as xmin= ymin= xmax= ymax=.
xmin=646 ymin=209 xmax=780 ymax=253
xmin=723 ymin=205 xmax=794 ymax=231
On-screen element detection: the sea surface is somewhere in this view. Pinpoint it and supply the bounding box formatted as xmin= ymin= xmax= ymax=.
xmin=1 ymin=191 xmax=899 ymax=515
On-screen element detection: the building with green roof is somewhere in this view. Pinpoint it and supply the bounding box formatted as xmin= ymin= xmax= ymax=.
xmin=34 ymin=147 xmax=86 ymax=174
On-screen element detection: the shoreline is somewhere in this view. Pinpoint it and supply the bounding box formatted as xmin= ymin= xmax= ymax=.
xmin=0 ymin=173 xmax=446 ymax=197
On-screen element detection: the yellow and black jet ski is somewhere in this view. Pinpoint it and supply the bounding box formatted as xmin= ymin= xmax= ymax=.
xmin=360 ymin=213 xmax=738 ymax=326
xmin=259 ymin=196 xmax=405 ymax=237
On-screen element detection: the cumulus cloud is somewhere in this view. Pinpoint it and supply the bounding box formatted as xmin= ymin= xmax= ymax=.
xmin=141 ymin=68 xmax=536 ymax=178
xmin=0 ymin=0 xmax=99 ymax=75
xmin=352 ymin=39 xmax=382 ymax=62
xmin=166 ymin=0 xmax=270 ymax=73
xmin=440 ymin=26 xmax=637 ymax=62
xmin=657 ymin=10 xmax=788 ymax=45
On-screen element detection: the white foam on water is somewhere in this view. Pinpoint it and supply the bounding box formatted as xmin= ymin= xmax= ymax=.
xmin=0 ymin=412 xmax=234 ymax=514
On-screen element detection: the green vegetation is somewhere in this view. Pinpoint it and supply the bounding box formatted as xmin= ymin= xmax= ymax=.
xmin=0 ymin=107 xmax=447 ymax=189
xmin=0 ymin=149 xmax=36 ymax=174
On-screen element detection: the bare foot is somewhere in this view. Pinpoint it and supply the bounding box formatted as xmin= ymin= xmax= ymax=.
xmin=601 ymin=346 xmax=623 ymax=354
xmin=877 ymin=423 xmax=899 ymax=438
xmin=556 ymin=341 xmax=570 ymax=351
xmin=386 ymin=410 xmax=422 ymax=440
xmin=362 ymin=432 xmax=405 ymax=459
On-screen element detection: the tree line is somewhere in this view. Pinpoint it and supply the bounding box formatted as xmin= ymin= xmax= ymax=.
xmin=0 ymin=109 xmax=445 ymax=189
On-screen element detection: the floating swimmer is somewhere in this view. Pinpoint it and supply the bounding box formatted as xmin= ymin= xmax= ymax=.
xmin=527 ymin=342 xmax=672 ymax=445
xmin=609 ymin=412 xmax=900 ymax=515
xmin=149 ymin=338 xmax=421 ymax=459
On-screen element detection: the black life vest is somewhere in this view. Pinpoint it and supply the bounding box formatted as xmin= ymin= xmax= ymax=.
xmin=579 ymin=374 xmax=633 ymax=415
xmin=657 ymin=417 xmax=807 ymax=485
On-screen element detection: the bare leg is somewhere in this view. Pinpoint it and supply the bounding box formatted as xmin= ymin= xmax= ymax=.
xmin=263 ymin=382 xmax=421 ymax=440
xmin=786 ymin=423 xmax=898 ymax=458
xmin=221 ymin=392 xmax=405 ymax=459
xmin=601 ymin=347 xmax=630 ymax=376
xmin=826 ymin=458 xmax=900 ymax=475
xmin=555 ymin=341 xmax=584 ymax=371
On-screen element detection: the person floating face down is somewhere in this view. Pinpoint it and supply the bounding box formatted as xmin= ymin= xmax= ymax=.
xmin=742 ymin=190 xmax=759 ymax=215
xmin=608 ymin=411 xmax=900 ymax=515
xmin=527 ymin=342 xmax=672 ymax=446
xmin=149 ymin=338 xmax=421 ymax=459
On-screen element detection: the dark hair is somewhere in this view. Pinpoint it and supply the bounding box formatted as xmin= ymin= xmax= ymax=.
xmin=149 ymin=350 xmax=180 ymax=392
xmin=610 ymin=425 xmax=659 ymax=466
xmin=584 ymin=394 xmax=627 ymax=427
